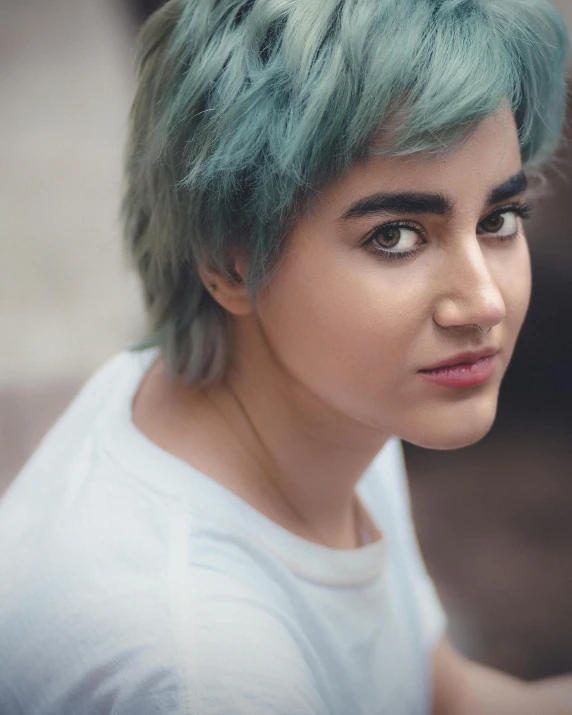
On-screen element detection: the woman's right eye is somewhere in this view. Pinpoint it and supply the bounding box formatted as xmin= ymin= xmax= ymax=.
xmin=365 ymin=222 xmax=425 ymax=260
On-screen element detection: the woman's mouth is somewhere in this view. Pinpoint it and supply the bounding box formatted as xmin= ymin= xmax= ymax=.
xmin=418 ymin=350 xmax=498 ymax=388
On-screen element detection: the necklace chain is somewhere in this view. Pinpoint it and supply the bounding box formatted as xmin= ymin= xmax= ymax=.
xmin=224 ymin=381 xmax=364 ymax=548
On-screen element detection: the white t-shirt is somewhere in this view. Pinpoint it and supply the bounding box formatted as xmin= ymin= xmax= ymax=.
xmin=0 ymin=347 xmax=446 ymax=715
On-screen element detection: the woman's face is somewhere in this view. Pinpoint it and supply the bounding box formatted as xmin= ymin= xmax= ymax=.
xmin=255 ymin=108 xmax=532 ymax=449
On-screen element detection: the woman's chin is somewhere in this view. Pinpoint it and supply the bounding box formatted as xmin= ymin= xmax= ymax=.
xmin=399 ymin=395 xmax=499 ymax=451
xmin=410 ymin=425 xmax=494 ymax=451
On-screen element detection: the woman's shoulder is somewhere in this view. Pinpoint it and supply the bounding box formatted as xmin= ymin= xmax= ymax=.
xmin=0 ymin=494 xmax=331 ymax=715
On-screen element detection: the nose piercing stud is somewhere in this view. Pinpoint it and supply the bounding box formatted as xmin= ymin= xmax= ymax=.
xmin=477 ymin=326 xmax=491 ymax=334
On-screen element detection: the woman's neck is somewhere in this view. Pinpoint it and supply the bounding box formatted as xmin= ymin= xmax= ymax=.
xmin=132 ymin=345 xmax=388 ymax=549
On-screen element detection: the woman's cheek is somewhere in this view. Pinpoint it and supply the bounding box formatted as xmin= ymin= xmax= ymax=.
xmin=502 ymin=241 xmax=532 ymax=334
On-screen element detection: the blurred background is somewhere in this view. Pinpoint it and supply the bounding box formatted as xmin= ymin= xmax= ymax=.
xmin=1 ymin=0 xmax=571 ymax=683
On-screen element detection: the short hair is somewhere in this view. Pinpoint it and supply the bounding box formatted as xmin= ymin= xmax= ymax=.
xmin=123 ymin=0 xmax=570 ymax=385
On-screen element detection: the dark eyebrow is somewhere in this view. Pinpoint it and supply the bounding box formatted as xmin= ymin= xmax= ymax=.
xmin=486 ymin=169 xmax=528 ymax=206
xmin=338 ymin=191 xmax=453 ymax=221
xmin=338 ymin=169 xmax=528 ymax=222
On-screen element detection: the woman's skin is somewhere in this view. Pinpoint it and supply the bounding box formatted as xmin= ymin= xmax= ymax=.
xmin=132 ymin=106 xmax=572 ymax=713
xmin=133 ymin=105 xmax=530 ymax=549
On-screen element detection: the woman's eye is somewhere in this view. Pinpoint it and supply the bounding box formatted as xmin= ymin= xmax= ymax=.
xmin=370 ymin=225 xmax=420 ymax=253
xmin=479 ymin=210 xmax=520 ymax=239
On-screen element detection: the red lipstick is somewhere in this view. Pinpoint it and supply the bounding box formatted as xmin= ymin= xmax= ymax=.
xmin=418 ymin=349 xmax=498 ymax=388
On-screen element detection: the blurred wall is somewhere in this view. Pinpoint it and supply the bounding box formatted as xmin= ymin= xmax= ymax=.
xmin=556 ymin=0 xmax=572 ymax=31
xmin=0 ymin=0 xmax=144 ymax=387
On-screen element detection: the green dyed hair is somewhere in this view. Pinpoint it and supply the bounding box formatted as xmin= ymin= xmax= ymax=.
xmin=123 ymin=0 xmax=570 ymax=385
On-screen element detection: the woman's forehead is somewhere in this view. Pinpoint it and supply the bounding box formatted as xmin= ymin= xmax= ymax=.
xmin=315 ymin=110 xmax=523 ymax=217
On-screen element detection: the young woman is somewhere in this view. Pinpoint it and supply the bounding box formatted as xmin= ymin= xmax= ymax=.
xmin=1 ymin=0 xmax=571 ymax=713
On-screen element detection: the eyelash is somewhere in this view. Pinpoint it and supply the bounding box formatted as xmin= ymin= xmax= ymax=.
xmin=364 ymin=202 xmax=534 ymax=262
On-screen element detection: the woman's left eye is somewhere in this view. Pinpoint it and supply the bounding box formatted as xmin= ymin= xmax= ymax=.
xmin=478 ymin=204 xmax=532 ymax=240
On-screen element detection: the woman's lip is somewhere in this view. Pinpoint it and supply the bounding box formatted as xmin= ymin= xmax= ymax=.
xmin=418 ymin=355 xmax=497 ymax=388
xmin=419 ymin=348 xmax=499 ymax=372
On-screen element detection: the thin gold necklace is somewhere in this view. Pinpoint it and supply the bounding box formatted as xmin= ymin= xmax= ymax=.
xmin=223 ymin=380 xmax=364 ymax=549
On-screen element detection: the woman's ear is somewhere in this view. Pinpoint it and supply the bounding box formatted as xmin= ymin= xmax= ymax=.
xmin=198 ymin=257 xmax=253 ymax=316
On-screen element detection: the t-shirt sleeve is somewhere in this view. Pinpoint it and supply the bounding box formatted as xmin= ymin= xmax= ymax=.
xmin=381 ymin=438 xmax=448 ymax=651
xmin=175 ymin=596 xmax=330 ymax=715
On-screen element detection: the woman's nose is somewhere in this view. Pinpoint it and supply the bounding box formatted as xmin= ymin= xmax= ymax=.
xmin=432 ymin=240 xmax=506 ymax=332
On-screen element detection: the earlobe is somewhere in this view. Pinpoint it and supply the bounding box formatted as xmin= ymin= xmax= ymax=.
xmin=198 ymin=259 xmax=253 ymax=316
